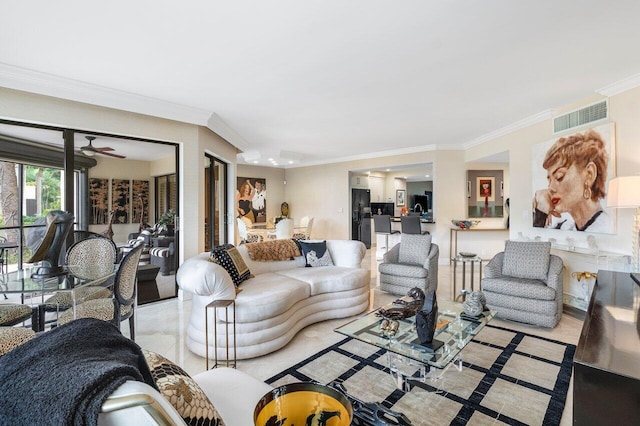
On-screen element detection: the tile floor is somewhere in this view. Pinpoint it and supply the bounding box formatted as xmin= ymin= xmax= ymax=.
xmin=132 ymin=249 xmax=582 ymax=424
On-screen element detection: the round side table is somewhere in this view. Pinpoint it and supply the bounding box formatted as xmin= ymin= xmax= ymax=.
xmin=452 ymin=254 xmax=482 ymax=302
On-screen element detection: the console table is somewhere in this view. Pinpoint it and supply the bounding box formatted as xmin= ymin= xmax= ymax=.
xmin=449 ymin=227 xmax=508 ymax=264
xmin=574 ymin=270 xmax=640 ymax=423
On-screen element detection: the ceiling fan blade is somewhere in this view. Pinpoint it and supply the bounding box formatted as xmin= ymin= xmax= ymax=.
xmin=94 ymin=146 xmax=115 ymax=152
xmin=100 ymin=151 xmax=126 ymax=159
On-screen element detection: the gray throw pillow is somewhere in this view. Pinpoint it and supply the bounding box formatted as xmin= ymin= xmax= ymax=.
xmin=399 ymin=234 xmax=432 ymax=265
xmin=502 ymin=240 xmax=551 ymax=280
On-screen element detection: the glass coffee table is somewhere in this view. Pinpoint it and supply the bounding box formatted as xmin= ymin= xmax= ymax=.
xmin=335 ymin=299 xmax=495 ymax=390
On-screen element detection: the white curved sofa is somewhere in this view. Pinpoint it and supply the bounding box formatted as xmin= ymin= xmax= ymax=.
xmin=177 ymin=240 xmax=370 ymax=359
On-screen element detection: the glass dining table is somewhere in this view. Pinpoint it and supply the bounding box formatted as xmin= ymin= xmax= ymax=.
xmin=1 ymin=264 xmax=117 ymax=331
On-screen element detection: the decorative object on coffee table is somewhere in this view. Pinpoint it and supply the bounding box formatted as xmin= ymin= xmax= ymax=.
xmin=415 ymin=289 xmax=443 ymax=351
xmin=254 ymin=382 xmax=352 ymax=426
xmin=376 ymin=287 xmax=425 ymax=320
xmin=380 ymin=319 xmax=399 ymax=337
xmin=462 ymin=291 xmax=487 ymax=318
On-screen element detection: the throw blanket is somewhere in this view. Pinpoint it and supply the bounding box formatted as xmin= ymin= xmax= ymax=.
xmin=0 ymin=318 xmax=157 ymax=426
xmin=245 ymin=239 xmax=301 ymax=261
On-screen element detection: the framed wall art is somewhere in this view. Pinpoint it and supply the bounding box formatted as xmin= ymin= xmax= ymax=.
xmin=132 ymin=180 xmax=149 ymax=226
xmin=396 ymin=189 xmax=406 ymax=207
xmin=466 ymin=170 xmax=504 ymax=218
xmin=89 ymin=178 xmax=109 ymax=225
xmin=237 ymin=177 xmax=267 ymax=223
xmin=111 ymin=179 xmax=130 ymax=224
xmin=531 ymin=123 xmax=615 ymax=233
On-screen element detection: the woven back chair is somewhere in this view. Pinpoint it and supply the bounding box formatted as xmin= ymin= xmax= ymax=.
xmin=44 ymin=237 xmax=117 ymax=312
xmin=57 ymin=244 xmax=143 ymax=340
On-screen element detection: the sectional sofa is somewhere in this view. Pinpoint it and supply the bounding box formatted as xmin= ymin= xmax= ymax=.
xmin=177 ymin=239 xmax=370 ymax=359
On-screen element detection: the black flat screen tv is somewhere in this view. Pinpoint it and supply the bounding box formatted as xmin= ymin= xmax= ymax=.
xmin=370 ymin=202 xmax=394 ymax=216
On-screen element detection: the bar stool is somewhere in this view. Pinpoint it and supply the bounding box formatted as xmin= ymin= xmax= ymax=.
xmin=373 ymin=215 xmax=400 ymax=253
xmin=400 ymin=215 xmax=429 ymax=235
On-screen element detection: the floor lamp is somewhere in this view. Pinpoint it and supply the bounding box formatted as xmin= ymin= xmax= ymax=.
xmin=607 ymin=176 xmax=640 ymax=272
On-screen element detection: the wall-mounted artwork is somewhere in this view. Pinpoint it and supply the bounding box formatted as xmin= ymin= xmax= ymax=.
xmin=236 ymin=177 xmax=267 ymax=223
xmin=531 ymin=123 xmax=615 ymax=233
xmin=89 ymin=178 xmax=109 ymax=225
xmin=396 ymin=189 xmax=406 ymax=207
xmin=467 ymin=170 xmax=504 ymax=218
xmin=111 ymin=179 xmax=130 ymax=224
xmin=132 ymin=180 xmax=149 ymax=226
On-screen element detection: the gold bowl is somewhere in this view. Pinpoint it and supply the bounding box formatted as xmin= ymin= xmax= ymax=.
xmin=254 ymin=382 xmax=353 ymax=426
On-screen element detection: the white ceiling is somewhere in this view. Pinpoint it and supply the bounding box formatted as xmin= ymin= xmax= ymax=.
xmin=2 ymin=1 xmax=640 ymax=167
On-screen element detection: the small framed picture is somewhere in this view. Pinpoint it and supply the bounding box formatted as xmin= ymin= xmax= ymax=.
xmin=396 ymin=189 xmax=406 ymax=207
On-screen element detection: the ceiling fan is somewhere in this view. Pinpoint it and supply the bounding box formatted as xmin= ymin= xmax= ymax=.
xmin=79 ymin=136 xmax=126 ymax=159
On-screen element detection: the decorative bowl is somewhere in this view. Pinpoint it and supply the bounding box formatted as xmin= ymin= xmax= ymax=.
xmin=451 ymin=219 xmax=481 ymax=229
xmin=254 ymin=382 xmax=353 ymax=426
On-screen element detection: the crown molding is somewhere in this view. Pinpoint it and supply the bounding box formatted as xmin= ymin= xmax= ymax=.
xmin=463 ymin=109 xmax=554 ymax=149
xmin=596 ymin=72 xmax=640 ymax=97
xmin=206 ymin=113 xmax=249 ymax=151
xmin=282 ymin=143 xmax=451 ymax=169
xmin=0 ymin=62 xmax=212 ymax=126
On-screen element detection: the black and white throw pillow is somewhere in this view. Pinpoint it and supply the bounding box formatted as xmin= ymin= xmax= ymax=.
xmin=298 ymin=240 xmax=334 ymax=267
xmin=209 ymin=244 xmax=251 ymax=286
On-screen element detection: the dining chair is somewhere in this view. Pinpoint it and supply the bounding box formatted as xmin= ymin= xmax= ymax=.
xmin=57 ymin=243 xmax=143 ymax=340
xmin=237 ymin=217 xmax=263 ymax=244
xmin=292 ymin=216 xmax=314 ymax=240
xmin=44 ymin=236 xmax=118 ymax=312
xmin=373 ymin=214 xmax=400 ymax=253
xmin=400 ymin=215 xmax=429 ymax=235
xmin=0 ymin=326 xmax=36 ymax=356
xmin=27 ymin=210 xmax=74 ymax=278
xmin=275 ymin=218 xmax=294 ymax=239
xmin=0 ymin=304 xmax=33 ymax=327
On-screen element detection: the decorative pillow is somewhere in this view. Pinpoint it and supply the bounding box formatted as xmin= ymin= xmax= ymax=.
xmin=209 ymin=244 xmax=251 ymax=286
xmin=142 ymin=350 xmax=226 ymax=426
xmin=502 ymin=240 xmax=551 ymax=280
xmin=399 ymin=233 xmax=432 ymax=265
xmin=298 ymin=240 xmax=334 ymax=267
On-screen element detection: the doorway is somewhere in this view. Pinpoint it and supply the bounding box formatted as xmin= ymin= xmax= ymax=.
xmin=204 ymin=154 xmax=228 ymax=251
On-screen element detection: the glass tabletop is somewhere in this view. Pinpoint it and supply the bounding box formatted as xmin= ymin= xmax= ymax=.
xmin=335 ymin=300 xmax=495 ymax=368
xmin=1 ymin=264 xmax=117 ymax=294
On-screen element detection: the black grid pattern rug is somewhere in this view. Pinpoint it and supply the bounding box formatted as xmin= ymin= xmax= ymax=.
xmin=266 ymin=324 xmax=575 ymax=426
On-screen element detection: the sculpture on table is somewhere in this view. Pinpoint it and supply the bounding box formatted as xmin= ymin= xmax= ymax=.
xmin=462 ymin=291 xmax=487 ymax=318
xmin=280 ymin=202 xmax=289 ymax=218
xmin=377 ymin=287 xmax=425 ymax=338
xmin=415 ymin=289 xmax=443 ymax=351
xmin=100 ymin=210 xmax=116 ymax=241
xmin=376 ymin=287 xmax=425 ymax=320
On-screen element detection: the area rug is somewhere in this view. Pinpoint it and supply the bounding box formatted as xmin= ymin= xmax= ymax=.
xmin=266 ymin=324 xmax=576 ymax=426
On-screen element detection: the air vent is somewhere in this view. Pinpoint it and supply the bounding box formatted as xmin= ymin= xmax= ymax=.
xmin=553 ymin=100 xmax=607 ymax=133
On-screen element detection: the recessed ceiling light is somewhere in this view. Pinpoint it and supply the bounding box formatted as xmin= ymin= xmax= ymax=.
xmin=288 ymin=160 xmax=294 ymax=164
xmin=253 ymin=161 xmax=258 ymax=164
xmin=425 ymin=174 xmax=430 ymax=178
xmin=385 ymin=169 xmax=390 ymax=172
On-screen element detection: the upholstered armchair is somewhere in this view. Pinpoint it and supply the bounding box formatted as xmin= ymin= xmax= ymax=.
xmin=378 ymin=233 xmax=439 ymax=296
xmin=481 ymin=241 xmax=564 ymax=328
xmin=123 ymin=229 xmax=153 ymax=265
xmin=150 ymin=243 xmax=176 ymax=275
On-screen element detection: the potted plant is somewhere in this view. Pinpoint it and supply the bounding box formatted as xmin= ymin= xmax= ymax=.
xmin=157 ymin=209 xmax=176 ymax=236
